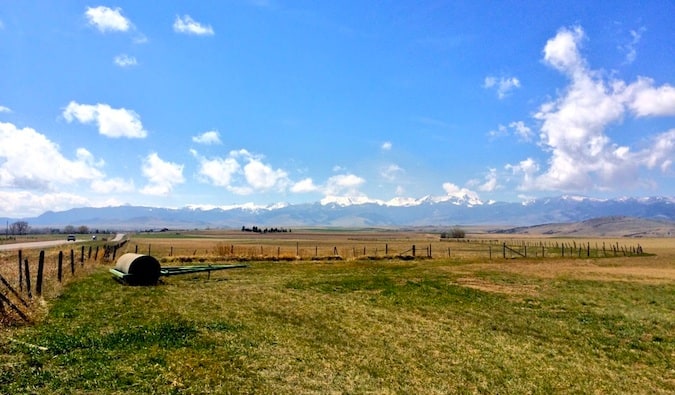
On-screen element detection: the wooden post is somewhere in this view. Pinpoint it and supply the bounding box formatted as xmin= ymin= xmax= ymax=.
xmin=94 ymin=246 xmax=99 ymax=261
xmin=58 ymin=251 xmax=63 ymax=282
xmin=170 ymin=246 xmax=173 ymax=256
xmin=385 ymin=243 xmax=388 ymax=255
xmin=81 ymin=245 xmax=85 ymax=265
xmin=412 ymin=245 xmax=416 ymax=257
xmin=148 ymin=244 xmax=151 ymax=255
xmin=135 ymin=244 xmax=138 ymax=253
xmin=36 ymin=251 xmax=45 ymax=297
xmin=88 ymin=246 xmax=92 ymax=260
xmin=503 ymin=242 xmax=506 ymax=259
xmin=70 ymin=249 xmax=75 ymax=275
xmin=24 ymin=259 xmax=31 ymax=299
xmin=18 ymin=249 xmax=23 ymax=291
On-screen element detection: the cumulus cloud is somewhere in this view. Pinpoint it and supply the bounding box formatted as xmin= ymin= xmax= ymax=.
xmin=85 ymin=6 xmax=131 ymax=33
xmin=0 ymin=121 xmax=104 ymax=190
xmin=0 ymin=190 xmax=92 ymax=218
xmin=323 ymin=174 xmax=366 ymax=197
xmin=192 ymin=130 xmax=221 ymax=144
xmin=477 ymin=168 xmax=499 ymax=192
xmin=193 ymin=149 xmax=288 ymax=194
xmin=63 ymin=101 xmax=147 ymax=138
xmin=173 ymin=15 xmax=214 ymax=36
xmin=0 ymin=105 xmax=11 ymax=113
xmin=484 ymin=75 xmax=521 ymax=99
xmin=140 ymin=153 xmax=185 ymax=195
xmin=442 ymin=182 xmax=481 ymax=202
xmin=508 ymin=26 xmax=675 ymax=193
xmin=90 ymin=177 xmax=135 ymax=194
xmin=114 ymin=54 xmax=137 ymax=67
xmin=381 ymin=141 xmax=392 ymax=151
xmin=291 ymin=178 xmax=319 ymax=193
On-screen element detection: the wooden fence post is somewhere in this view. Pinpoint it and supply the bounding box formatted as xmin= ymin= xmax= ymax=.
xmin=58 ymin=251 xmax=63 ymax=282
xmin=81 ymin=245 xmax=85 ymax=266
xmin=24 ymin=259 xmax=31 ymax=299
xmin=36 ymin=251 xmax=45 ymax=297
xmin=135 ymin=244 xmax=138 ymax=253
xmin=94 ymin=246 xmax=99 ymax=261
xmin=88 ymin=246 xmax=92 ymax=260
xmin=503 ymin=242 xmax=506 ymax=259
xmin=412 ymin=245 xmax=416 ymax=257
xmin=70 ymin=249 xmax=75 ymax=275
xmin=18 ymin=249 xmax=23 ymax=291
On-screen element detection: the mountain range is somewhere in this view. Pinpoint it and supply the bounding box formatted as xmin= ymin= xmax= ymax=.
xmin=3 ymin=195 xmax=675 ymax=231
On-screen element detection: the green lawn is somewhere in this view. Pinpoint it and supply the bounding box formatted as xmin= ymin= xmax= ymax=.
xmin=1 ymin=259 xmax=673 ymax=394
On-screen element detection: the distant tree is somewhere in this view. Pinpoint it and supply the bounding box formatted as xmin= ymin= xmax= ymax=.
xmin=63 ymin=225 xmax=76 ymax=234
xmin=9 ymin=221 xmax=30 ymax=235
xmin=77 ymin=225 xmax=89 ymax=234
xmin=441 ymin=226 xmax=466 ymax=239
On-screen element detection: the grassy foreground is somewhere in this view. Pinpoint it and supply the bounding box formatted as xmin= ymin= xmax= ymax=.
xmin=1 ymin=257 xmax=673 ymax=394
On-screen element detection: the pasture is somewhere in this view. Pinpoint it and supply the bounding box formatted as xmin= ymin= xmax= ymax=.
xmin=1 ymin=229 xmax=673 ymax=394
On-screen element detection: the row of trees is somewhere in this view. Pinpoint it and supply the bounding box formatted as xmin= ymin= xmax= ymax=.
xmin=4 ymin=221 xmax=104 ymax=236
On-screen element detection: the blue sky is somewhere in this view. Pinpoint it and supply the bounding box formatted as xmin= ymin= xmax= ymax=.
xmin=1 ymin=1 xmax=675 ymax=217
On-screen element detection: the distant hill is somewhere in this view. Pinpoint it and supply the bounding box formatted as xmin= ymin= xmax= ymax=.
xmin=486 ymin=216 xmax=675 ymax=237
xmin=2 ymin=195 xmax=675 ymax=232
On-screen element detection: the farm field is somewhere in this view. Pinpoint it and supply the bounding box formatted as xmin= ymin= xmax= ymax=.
xmin=1 ymin=229 xmax=674 ymax=394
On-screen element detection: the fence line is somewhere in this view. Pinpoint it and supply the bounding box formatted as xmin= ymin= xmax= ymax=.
xmin=1 ymin=238 xmax=127 ymax=325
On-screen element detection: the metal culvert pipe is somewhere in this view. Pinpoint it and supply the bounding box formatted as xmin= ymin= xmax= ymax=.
xmin=114 ymin=253 xmax=161 ymax=286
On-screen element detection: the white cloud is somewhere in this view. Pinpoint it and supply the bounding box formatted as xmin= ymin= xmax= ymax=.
xmin=509 ymin=121 xmax=533 ymax=141
xmin=0 ymin=190 xmax=92 ymax=218
xmin=514 ymin=26 xmax=675 ymax=193
xmin=192 ymin=130 xmax=221 ymax=144
xmin=173 ymin=15 xmax=214 ymax=36
xmin=478 ymin=168 xmax=498 ymax=192
xmin=543 ymin=26 xmax=586 ymax=74
xmin=114 ymin=54 xmax=137 ymax=67
xmin=381 ymin=164 xmax=403 ymax=181
xmin=85 ymin=6 xmax=131 ymax=33
xmin=484 ymin=75 xmax=521 ymax=99
xmin=243 ymin=158 xmax=289 ymax=191
xmin=0 ymin=105 xmax=11 ymax=113
xmin=623 ymin=77 xmax=675 ymax=116
xmin=291 ymin=178 xmax=319 ymax=193
xmin=0 ymin=121 xmax=104 ymax=190
xmin=140 ymin=153 xmax=185 ymax=195
xmin=442 ymin=182 xmax=481 ymax=202
xmin=488 ymin=121 xmax=533 ymax=142
xmin=621 ymin=27 xmax=646 ymax=64
xmin=381 ymin=141 xmax=392 ymax=151
xmin=63 ymin=101 xmax=148 ymax=138
xmin=193 ymin=149 xmax=289 ymax=194
xmin=90 ymin=178 xmax=135 ymax=194
xmin=324 ymin=174 xmax=365 ymax=196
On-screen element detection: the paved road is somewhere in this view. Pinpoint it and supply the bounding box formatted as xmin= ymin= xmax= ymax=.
xmin=0 ymin=234 xmax=125 ymax=252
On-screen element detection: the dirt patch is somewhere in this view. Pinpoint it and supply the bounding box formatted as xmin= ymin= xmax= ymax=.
xmin=455 ymin=277 xmax=540 ymax=297
xmin=457 ymin=258 xmax=675 ymax=284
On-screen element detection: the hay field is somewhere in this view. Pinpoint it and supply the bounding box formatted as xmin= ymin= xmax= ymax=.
xmin=1 ymin=230 xmax=673 ymax=393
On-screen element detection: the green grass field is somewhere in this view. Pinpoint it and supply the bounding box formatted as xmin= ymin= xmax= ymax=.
xmin=2 ymin=240 xmax=674 ymax=394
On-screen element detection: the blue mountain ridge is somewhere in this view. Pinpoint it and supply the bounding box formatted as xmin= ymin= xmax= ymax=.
xmin=3 ymin=196 xmax=674 ymax=230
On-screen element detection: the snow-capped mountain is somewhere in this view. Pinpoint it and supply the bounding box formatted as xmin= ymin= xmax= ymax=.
xmin=3 ymin=195 xmax=674 ymax=229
